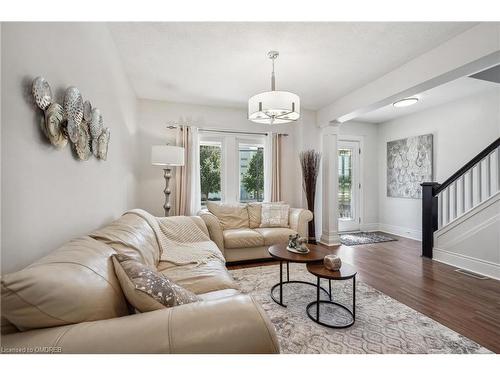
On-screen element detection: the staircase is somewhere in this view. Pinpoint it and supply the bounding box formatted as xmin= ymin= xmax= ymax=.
xmin=421 ymin=137 xmax=500 ymax=279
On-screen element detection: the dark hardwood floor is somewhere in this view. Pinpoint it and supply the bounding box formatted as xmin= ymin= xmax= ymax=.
xmin=227 ymin=233 xmax=500 ymax=353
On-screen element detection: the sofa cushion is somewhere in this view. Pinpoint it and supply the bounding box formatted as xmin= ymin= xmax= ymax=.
xmin=159 ymin=259 xmax=237 ymax=295
xmin=90 ymin=212 xmax=161 ymax=267
xmin=223 ymin=228 xmax=265 ymax=249
xmin=1 ymin=236 xmax=129 ymax=331
xmin=247 ymin=203 xmax=262 ymax=229
xmin=207 ymin=202 xmax=249 ymax=230
xmin=260 ymin=203 xmax=290 ymax=228
xmin=112 ymin=254 xmax=200 ymax=313
xmin=254 ymin=227 xmax=297 ymax=246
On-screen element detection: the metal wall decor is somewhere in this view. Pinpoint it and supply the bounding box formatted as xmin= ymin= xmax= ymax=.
xmin=31 ymin=76 xmax=110 ymax=161
xmin=387 ymin=134 xmax=433 ymax=199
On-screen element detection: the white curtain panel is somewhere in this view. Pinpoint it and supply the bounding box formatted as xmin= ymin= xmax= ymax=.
xmin=264 ymin=132 xmax=273 ymax=202
xmin=188 ymin=126 xmax=201 ymax=215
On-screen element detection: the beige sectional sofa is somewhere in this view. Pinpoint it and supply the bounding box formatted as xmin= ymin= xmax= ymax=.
xmin=199 ymin=202 xmax=313 ymax=262
xmin=0 ymin=212 xmax=279 ymax=354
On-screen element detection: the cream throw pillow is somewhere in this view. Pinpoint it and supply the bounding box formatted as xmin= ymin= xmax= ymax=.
xmin=247 ymin=202 xmax=262 ymax=229
xmin=207 ymin=202 xmax=250 ymax=230
xmin=260 ymin=203 xmax=290 ymax=228
xmin=112 ymin=254 xmax=200 ymax=313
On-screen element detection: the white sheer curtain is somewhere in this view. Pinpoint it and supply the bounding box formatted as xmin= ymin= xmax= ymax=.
xmin=175 ymin=126 xmax=201 ymax=216
xmin=188 ymin=127 xmax=201 ymax=215
xmin=264 ymin=133 xmax=273 ymax=202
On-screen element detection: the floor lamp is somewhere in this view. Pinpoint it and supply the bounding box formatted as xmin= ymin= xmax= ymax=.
xmin=151 ymin=145 xmax=185 ymax=217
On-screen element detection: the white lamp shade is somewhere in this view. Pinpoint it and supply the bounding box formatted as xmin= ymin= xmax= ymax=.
xmin=151 ymin=145 xmax=185 ymax=166
xmin=248 ymin=90 xmax=300 ymax=124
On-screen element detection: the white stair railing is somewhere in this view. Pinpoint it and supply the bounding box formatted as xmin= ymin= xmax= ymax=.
xmin=436 ymin=146 xmax=500 ymax=230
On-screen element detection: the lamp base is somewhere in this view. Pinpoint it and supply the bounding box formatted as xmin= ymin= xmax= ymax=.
xmin=163 ymin=168 xmax=172 ymax=217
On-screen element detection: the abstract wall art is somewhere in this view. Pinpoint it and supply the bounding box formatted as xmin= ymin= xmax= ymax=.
xmin=387 ymin=134 xmax=433 ymax=199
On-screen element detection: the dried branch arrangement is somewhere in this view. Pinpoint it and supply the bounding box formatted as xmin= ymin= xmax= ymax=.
xmin=299 ymin=150 xmax=321 ymax=243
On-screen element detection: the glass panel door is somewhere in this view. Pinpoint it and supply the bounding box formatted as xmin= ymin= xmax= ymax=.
xmin=338 ymin=148 xmax=353 ymax=220
xmin=338 ymin=140 xmax=360 ymax=232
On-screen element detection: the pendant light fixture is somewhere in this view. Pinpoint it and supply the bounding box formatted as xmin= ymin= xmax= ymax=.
xmin=248 ymin=51 xmax=300 ymax=124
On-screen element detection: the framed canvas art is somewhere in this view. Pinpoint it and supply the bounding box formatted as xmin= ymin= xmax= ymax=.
xmin=387 ymin=134 xmax=433 ymax=199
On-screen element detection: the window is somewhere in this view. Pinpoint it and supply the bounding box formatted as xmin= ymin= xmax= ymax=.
xmin=199 ymin=132 xmax=266 ymax=206
xmin=199 ymin=141 xmax=222 ymax=206
xmin=239 ymin=144 xmax=264 ymax=202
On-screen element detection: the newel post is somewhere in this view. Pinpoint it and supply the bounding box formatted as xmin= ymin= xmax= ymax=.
xmin=421 ymin=182 xmax=440 ymax=258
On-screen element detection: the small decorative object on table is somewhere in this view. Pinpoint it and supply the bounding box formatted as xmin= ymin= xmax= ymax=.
xmin=324 ymin=254 xmax=342 ymax=271
xmin=287 ymin=234 xmax=310 ymax=254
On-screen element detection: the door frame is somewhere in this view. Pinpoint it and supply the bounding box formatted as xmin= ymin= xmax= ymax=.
xmin=338 ymin=135 xmax=364 ymax=233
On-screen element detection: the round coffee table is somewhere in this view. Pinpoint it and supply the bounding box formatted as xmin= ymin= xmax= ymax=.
xmin=306 ymin=262 xmax=357 ymax=328
xmin=268 ymin=243 xmax=332 ymax=307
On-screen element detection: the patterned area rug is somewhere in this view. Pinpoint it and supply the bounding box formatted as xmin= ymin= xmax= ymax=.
xmin=340 ymin=231 xmax=397 ymax=246
xmin=230 ymin=263 xmax=490 ymax=354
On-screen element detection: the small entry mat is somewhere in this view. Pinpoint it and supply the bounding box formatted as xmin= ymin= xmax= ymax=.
xmin=340 ymin=231 xmax=397 ymax=246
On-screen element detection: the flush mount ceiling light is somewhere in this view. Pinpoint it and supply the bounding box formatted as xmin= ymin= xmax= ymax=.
xmin=393 ymin=97 xmax=419 ymax=108
xmin=248 ymin=51 xmax=300 ymax=124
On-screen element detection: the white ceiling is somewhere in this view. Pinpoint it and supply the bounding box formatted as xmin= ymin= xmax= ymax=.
xmin=107 ymin=22 xmax=475 ymax=110
xmin=355 ymin=76 xmax=499 ymax=123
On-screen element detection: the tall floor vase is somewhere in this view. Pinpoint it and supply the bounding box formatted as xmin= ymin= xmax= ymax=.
xmin=300 ymin=150 xmax=321 ymax=244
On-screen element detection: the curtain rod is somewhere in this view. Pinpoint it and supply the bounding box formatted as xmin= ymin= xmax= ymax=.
xmin=166 ymin=125 xmax=288 ymax=137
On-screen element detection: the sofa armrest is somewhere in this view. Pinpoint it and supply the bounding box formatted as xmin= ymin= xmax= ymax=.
xmin=198 ymin=210 xmax=225 ymax=254
xmin=289 ymin=208 xmax=313 ymax=238
xmin=0 ymin=295 xmax=279 ymax=354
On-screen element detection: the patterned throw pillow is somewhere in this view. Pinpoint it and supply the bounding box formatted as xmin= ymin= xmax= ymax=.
xmin=112 ymin=254 xmax=200 ymax=313
xmin=260 ymin=203 xmax=290 ymax=228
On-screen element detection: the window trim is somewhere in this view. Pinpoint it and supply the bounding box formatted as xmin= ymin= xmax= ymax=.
xmin=199 ymin=131 xmax=267 ymax=205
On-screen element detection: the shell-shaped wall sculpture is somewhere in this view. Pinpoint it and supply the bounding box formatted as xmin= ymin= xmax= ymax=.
xmin=83 ymin=100 xmax=92 ymax=122
xmin=32 ymin=77 xmax=53 ymax=110
xmin=31 ymin=77 xmax=110 ymax=161
xmin=97 ymin=127 xmax=110 ymax=160
xmin=66 ymin=118 xmax=79 ymax=144
xmin=74 ymin=122 xmax=91 ymax=161
xmin=43 ymin=103 xmax=67 ymax=149
xmin=90 ymin=108 xmax=103 ymax=138
xmin=64 ymin=87 xmax=83 ymax=128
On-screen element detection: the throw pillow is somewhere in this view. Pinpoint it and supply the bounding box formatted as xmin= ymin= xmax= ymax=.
xmin=247 ymin=202 xmax=262 ymax=229
xmin=260 ymin=203 xmax=290 ymax=228
xmin=206 ymin=202 xmax=250 ymax=230
xmin=112 ymin=254 xmax=200 ymax=313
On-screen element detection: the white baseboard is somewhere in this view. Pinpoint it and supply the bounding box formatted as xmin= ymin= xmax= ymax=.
xmin=360 ymin=223 xmax=379 ymax=232
xmin=378 ymin=223 xmax=422 ymax=241
xmin=434 ymin=247 xmax=500 ymax=281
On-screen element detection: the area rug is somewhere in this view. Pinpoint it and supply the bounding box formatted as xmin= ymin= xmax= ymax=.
xmin=340 ymin=231 xmax=397 ymax=246
xmin=230 ymin=263 xmax=490 ymax=354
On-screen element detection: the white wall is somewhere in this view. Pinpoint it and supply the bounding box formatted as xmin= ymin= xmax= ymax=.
xmin=378 ymin=87 xmax=500 ymax=240
xmin=136 ymin=99 xmax=317 ymax=216
xmin=1 ymin=23 xmax=138 ymax=273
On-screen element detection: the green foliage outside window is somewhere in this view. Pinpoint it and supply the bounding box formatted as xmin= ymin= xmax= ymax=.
xmin=242 ymin=149 xmax=264 ymax=201
xmin=200 ymin=145 xmax=221 ymax=203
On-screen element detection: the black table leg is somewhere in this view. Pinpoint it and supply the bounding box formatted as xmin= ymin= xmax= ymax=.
xmin=270 ymin=262 xmax=331 ymax=308
xmin=306 ymin=275 xmax=356 ymax=329
xmin=316 ymin=276 xmax=320 ymax=320
xmin=279 ymin=261 xmax=283 ymax=305
xmin=353 ymin=275 xmax=356 ymax=319
xmin=329 ymin=279 xmax=332 ymax=300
